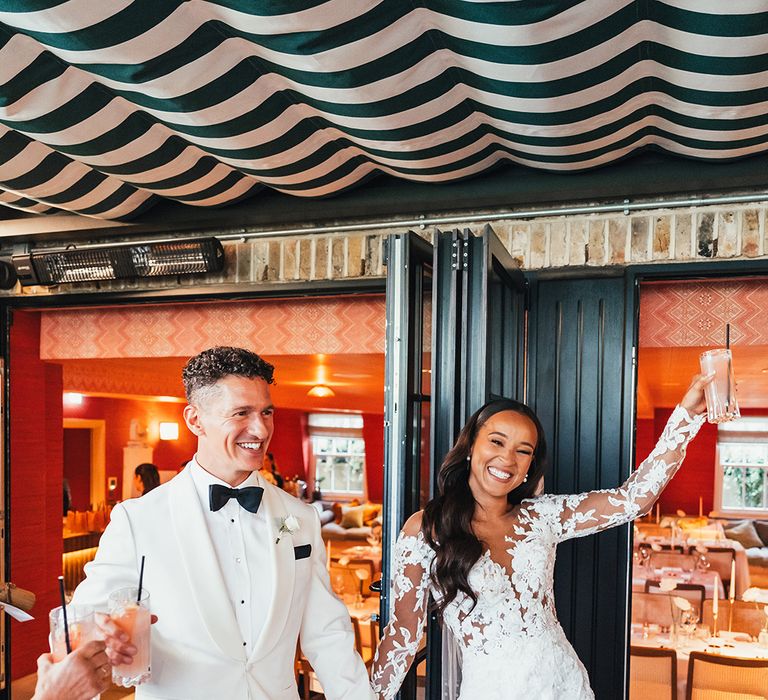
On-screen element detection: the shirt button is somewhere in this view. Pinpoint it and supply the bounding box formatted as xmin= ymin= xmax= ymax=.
xmin=241 ymin=600 xmax=245 ymax=604
xmin=236 ymin=557 xmax=241 ymax=563
xmin=230 ymin=518 xmax=235 ymax=523
xmin=243 ymin=641 xmax=246 ymax=647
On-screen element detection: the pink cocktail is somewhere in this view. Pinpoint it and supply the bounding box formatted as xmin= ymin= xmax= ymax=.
xmin=49 ymin=605 xmax=96 ymax=662
xmin=108 ymin=587 xmax=151 ymax=687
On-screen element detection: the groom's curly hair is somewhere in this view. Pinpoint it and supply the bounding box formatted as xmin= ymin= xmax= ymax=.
xmin=182 ymin=346 xmax=275 ymax=402
xmin=421 ymin=398 xmax=547 ymax=619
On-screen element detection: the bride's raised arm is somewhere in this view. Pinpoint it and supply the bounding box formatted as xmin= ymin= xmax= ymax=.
xmin=520 ymin=372 xmax=711 ymax=542
xmin=370 ymin=512 xmax=434 ymax=700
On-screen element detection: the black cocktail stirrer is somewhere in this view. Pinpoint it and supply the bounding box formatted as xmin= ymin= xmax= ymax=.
xmin=137 ymin=555 xmax=146 ymax=604
xmin=58 ymin=575 xmax=71 ymax=654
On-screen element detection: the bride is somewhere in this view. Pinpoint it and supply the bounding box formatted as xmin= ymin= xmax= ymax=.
xmin=370 ymin=372 xmax=712 ymax=699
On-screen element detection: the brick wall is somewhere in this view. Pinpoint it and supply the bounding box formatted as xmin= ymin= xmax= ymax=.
xmin=6 ymin=200 xmax=767 ymax=299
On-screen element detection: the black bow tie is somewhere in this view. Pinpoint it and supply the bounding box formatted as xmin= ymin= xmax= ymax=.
xmin=209 ymin=484 xmax=264 ymax=514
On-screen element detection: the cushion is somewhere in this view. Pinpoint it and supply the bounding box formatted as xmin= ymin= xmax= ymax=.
xmin=362 ymin=503 xmax=381 ymax=525
xmin=724 ymin=520 xmax=764 ymax=549
xmin=753 ymin=520 xmax=768 ymax=547
xmin=340 ymin=505 xmax=366 ymax=529
xmin=331 ymin=502 xmax=343 ymax=524
xmin=722 ymin=519 xmax=749 ymax=531
xmin=318 ymin=509 xmax=335 ymax=525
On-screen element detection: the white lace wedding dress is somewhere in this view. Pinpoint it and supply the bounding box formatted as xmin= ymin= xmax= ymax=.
xmin=371 ymin=405 xmax=704 ymax=700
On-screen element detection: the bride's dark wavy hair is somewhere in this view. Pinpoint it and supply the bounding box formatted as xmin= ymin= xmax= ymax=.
xmin=421 ymin=398 xmax=547 ymax=618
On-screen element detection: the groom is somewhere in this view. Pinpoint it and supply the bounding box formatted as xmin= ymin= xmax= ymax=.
xmin=72 ymin=346 xmax=375 ymax=699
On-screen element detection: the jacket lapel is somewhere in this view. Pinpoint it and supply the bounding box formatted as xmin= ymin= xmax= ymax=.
xmin=169 ymin=468 xmax=246 ymax=662
xmin=249 ymin=483 xmax=295 ymax=661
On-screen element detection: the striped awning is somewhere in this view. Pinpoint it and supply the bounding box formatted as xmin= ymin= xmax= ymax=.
xmin=1 ymin=1 xmax=767 ymax=221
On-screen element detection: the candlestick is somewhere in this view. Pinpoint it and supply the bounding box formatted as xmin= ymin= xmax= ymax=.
xmin=326 ymin=540 xmax=332 ymax=573
xmin=728 ymin=599 xmax=734 ymax=634
xmin=728 ymin=559 xmax=736 ymax=602
xmin=698 ymin=496 xmax=703 ymax=518
xmin=655 ymin=503 xmax=660 ymax=525
xmin=712 ymin=573 xmax=719 ymax=636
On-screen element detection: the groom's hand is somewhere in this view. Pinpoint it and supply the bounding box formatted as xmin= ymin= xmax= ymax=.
xmin=95 ymin=612 xmax=158 ymax=666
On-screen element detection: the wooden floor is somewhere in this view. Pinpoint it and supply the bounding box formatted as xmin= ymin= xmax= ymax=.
xmin=11 ymin=673 xmax=134 ymax=699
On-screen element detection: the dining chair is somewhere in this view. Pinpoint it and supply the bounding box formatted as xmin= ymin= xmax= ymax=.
xmin=330 ymin=558 xmax=376 ymax=597
xmin=645 ymin=581 xmax=706 ymax=617
xmin=294 ymin=644 xmax=313 ymax=700
xmin=351 ymin=616 xmax=376 ymax=670
xmin=701 ymin=599 xmax=768 ymax=638
xmin=629 ymin=646 xmax=677 ymax=700
xmin=702 ymin=547 xmax=735 ymax=589
xmin=632 ymin=592 xmax=673 ymax=627
xmin=686 ymin=652 xmax=768 ymax=700
xmin=659 ymin=544 xmax=688 ymax=553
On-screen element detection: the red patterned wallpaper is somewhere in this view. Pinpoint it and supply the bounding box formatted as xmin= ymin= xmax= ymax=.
xmin=639 ymin=280 xmax=768 ymax=347
xmin=40 ymin=296 xmax=385 ymax=359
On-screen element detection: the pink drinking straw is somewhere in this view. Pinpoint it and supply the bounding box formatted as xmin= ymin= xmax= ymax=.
xmin=57 ymin=575 xmax=71 ymax=654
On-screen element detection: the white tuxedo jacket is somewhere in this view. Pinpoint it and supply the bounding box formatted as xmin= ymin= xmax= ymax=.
xmin=73 ymin=468 xmax=375 ymax=700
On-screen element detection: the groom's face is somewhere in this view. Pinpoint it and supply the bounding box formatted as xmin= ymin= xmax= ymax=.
xmin=184 ymin=374 xmax=275 ymax=486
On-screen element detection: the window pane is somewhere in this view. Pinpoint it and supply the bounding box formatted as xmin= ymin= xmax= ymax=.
xmin=722 ymin=466 xmax=743 ymax=509
xmin=745 ymin=468 xmax=765 ymax=508
xmin=311 ymin=434 xmax=366 ymax=495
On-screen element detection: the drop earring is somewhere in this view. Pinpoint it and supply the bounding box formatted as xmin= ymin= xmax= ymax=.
xmin=523 ymin=474 xmax=528 ymax=483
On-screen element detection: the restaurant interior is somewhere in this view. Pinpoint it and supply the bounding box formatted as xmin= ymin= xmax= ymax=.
xmin=10 ymin=294 xmax=387 ymax=698
xmin=8 ymin=277 xmax=768 ymax=699
xmin=629 ymin=277 xmax=768 ymax=699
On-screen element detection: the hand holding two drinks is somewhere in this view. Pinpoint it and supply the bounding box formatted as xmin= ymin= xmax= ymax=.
xmin=50 ymin=587 xmax=153 ymax=692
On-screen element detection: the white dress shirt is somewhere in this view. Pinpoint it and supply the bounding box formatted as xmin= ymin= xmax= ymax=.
xmin=188 ymin=458 xmax=272 ymax=654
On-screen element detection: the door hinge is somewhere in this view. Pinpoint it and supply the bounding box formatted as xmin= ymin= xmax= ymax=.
xmin=451 ymin=238 xmax=469 ymax=271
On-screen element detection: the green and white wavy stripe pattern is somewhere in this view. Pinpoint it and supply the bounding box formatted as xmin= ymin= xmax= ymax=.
xmin=1 ymin=0 xmax=767 ymax=220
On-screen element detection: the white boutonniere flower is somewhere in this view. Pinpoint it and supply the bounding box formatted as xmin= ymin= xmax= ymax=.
xmin=275 ymin=515 xmax=299 ymax=544
xmin=672 ymin=596 xmax=692 ymax=611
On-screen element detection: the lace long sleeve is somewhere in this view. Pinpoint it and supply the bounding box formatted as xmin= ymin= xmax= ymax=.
xmin=519 ymin=405 xmax=705 ymax=543
xmin=370 ymin=532 xmax=434 ymax=700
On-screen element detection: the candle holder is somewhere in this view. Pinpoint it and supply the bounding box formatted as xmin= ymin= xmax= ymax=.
xmin=728 ymin=600 xmax=734 ymax=634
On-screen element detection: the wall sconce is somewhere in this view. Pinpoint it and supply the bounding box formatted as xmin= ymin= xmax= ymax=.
xmin=63 ymin=392 xmax=84 ymax=406
xmin=307 ymin=385 xmax=335 ymax=398
xmin=159 ymin=422 xmax=179 ymax=440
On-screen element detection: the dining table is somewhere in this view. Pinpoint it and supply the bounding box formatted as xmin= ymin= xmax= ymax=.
xmin=631 ymin=626 xmax=768 ymax=699
xmin=634 ymin=535 xmax=751 ymax=597
xmin=632 ymin=565 xmax=725 ymax=599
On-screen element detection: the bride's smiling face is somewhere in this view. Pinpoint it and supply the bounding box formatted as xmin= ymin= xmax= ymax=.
xmin=468 ymin=410 xmax=538 ymax=500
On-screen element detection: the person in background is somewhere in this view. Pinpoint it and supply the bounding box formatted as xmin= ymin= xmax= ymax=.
xmin=33 ymin=640 xmax=111 ymax=700
xmin=63 ymin=478 xmax=72 ymax=516
xmin=134 ymin=462 xmax=160 ymax=496
xmin=263 ymin=452 xmax=284 ymax=489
